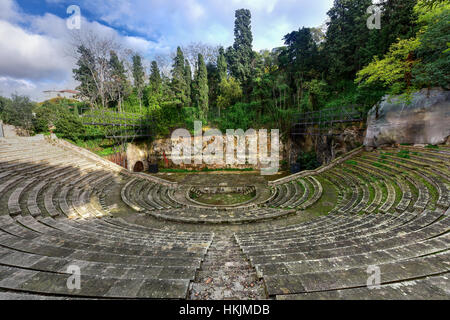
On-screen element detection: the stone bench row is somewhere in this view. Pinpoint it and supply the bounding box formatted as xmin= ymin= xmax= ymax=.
xmin=276 ymin=274 xmax=449 ymax=300
xmin=236 ymin=206 xmax=423 ymax=246
xmin=121 ymin=178 xmax=180 ymax=213
xmin=236 ymin=209 xmax=449 ymax=297
xmin=146 ymin=207 xmax=296 ymax=224
xmin=264 ymin=251 xmax=449 ymax=296
xmin=239 ymin=210 xmax=445 ymax=263
xmin=265 ymin=176 xmax=322 ymax=210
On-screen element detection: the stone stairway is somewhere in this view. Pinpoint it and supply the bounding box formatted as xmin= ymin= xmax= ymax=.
xmin=189 ymin=233 xmax=266 ymax=300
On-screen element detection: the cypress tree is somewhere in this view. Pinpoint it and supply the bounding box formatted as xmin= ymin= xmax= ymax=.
xmin=171 ymin=47 xmax=188 ymax=106
xmin=132 ymin=54 xmax=145 ymax=112
xmin=149 ymin=60 xmax=162 ymax=94
xmin=193 ymin=54 xmax=209 ymax=121
xmin=228 ymin=9 xmax=253 ymax=91
xmin=109 ymin=50 xmax=128 ymax=111
xmin=217 ymin=47 xmax=228 ymax=82
xmin=184 ymin=59 xmax=192 ymax=106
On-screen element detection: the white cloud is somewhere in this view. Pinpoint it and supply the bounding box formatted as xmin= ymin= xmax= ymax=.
xmin=0 ymin=0 xmax=21 ymax=22
xmin=0 ymin=20 xmax=73 ymax=81
xmin=0 ymin=1 xmax=157 ymax=101
xmin=0 ymin=0 xmax=335 ymax=101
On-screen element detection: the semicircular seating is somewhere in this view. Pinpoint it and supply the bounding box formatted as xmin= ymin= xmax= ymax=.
xmin=0 ymin=136 xmax=449 ymax=299
xmin=0 ymin=137 xmax=213 ymax=299
xmin=235 ymin=147 xmax=450 ymax=299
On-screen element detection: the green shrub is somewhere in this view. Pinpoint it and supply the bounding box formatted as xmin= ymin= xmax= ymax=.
xmin=54 ymin=111 xmax=85 ymax=142
xmin=296 ymin=151 xmax=320 ymax=171
xmin=1 ymin=94 xmax=35 ymax=131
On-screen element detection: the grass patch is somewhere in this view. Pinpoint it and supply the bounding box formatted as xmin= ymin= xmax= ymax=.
xmin=193 ymin=192 xmax=255 ymax=206
xmin=425 ymin=144 xmax=439 ymax=149
xmin=377 ymin=180 xmax=388 ymax=212
xmin=397 ymin=150 xmax=411 ymax=159
xmin=417 ymin=176 xmax=439 ymax=210
xmin=304 ymin=176 xmax=338 ymax=216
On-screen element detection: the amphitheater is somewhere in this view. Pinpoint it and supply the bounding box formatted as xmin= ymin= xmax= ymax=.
xmin=0 ymin=134 xmax=448 ymax=300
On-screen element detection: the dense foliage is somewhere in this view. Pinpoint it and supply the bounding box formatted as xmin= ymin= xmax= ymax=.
xmin=0 ymin=95 xmax=35 ymax=132
xmin=3 ymin=0 xmax=448 ymax=148
xmin=296 ymin=151 xmax=321 ymax=171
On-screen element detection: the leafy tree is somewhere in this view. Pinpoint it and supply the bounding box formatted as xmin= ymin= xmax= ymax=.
xmin=217 ymin=102 xmax=258 ymax=131
xmin=193 ymin=54 xmax=209 ymax=121
xmin=132 ymin=54 xmax=145 ymax=112
xmin=279 ymin=27 xmax=320 ymax=109
xmin=217 ymin=77 xmax=243 ymax=117
xmin=1 ymin=94 xmax=34 ymax=131
xmin=376 ymin=0 xmax=418 ymax=56
xmin=0 ymin=96 xmax=10 ymax=117
xmin=73 ymin=45 xmax=98 ymax=106
xmin=71 ymin=33 xmax=121 ymax=109
xmin=420 ymin=0 xmax=448 ymax=9
xmin=412 ymin=6 xmax=450 ymax=88
xmin=304 ymin=80 xmax=328 ymax=111
xmin=356 ymin=38 xmax=421 ymax=94
xmin=324 ymin=0 xmax=373 ymax=82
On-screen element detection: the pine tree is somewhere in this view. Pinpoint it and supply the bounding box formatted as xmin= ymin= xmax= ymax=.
xmin=149 ymin=60 xmax=162 ymax=95
xmin=171 ymin=47 xmax=188 ymax=106
xmin=193 ymin=54 xmax=209 ymax=121
xmin=132 ymin=54 xmax=145 ymax=112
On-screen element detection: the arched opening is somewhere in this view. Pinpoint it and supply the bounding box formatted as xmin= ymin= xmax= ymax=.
xmin=133 ymin=161 xmax=144 ymax=172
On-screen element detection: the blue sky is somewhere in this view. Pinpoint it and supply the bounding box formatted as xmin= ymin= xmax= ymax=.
xmin=0 ymin=0 xmax=334 ymax=101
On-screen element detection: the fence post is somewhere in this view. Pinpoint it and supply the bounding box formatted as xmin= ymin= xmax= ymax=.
xmin=0 ymin=120 xmax=4 ymax=138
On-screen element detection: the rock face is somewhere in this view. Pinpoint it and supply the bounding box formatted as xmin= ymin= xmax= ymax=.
xmin=364 ymin=88 xmax=450 ymax=147
xmin=287 ymin=124 xmax=365 ymax=166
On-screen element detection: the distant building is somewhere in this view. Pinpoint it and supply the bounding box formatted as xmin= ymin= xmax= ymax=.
xmin=43 ymin=90 xmax=80 ymax=100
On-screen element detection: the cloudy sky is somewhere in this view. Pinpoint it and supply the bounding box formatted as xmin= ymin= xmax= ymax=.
xmin=0 ymin=0 xmax=334 ymax=101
